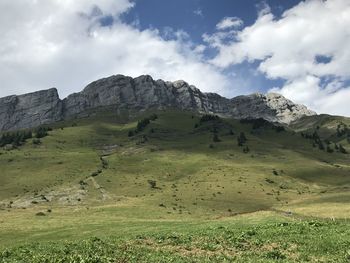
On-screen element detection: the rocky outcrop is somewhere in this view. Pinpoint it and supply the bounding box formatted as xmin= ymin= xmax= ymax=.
xmin=230 ymin=93 xmax=316 ymax=124
xmin=0 ymin=88 xmax=62 ymax=131
xmin=0 ymin=74 xmax=316 ymax=131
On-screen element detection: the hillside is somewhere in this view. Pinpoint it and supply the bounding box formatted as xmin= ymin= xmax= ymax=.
xmin=0 ymin=109 xmax=349 ymax=262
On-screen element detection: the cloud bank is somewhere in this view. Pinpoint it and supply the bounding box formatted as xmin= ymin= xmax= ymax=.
xmin=206 ymin=0 xmax=350 ymax=116
xmin=0 ymin=0 xmax=230 ymax=98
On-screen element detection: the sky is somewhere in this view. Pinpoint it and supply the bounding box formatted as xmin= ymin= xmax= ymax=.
xmin=0 ymin=0 xmax=350 ymax=116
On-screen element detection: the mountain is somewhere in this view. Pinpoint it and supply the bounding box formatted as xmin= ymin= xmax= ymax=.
xmin=0 ymin=74 xmax=316 ymax=132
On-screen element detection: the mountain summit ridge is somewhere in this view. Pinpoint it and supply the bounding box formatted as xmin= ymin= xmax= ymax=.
xmin=0 ymin=74 xmax=316 ymax=131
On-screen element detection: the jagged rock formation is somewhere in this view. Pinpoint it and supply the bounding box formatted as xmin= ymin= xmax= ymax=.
xmin=0 ymin=74 xmax=316 ymax=131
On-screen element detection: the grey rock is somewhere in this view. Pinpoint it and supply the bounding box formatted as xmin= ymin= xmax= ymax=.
xmin=229 ymin=93 xmax=316 ymax=124
xmin=0 ymin=74 xmax=316 ymax=131
xmin=0 ymin=88 xmax=62 ymax=131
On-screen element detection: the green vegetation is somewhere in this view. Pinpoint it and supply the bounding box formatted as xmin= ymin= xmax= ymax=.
xmin=0 ymin=110 xmax=349 ymax=262
xmin=1 ymin=215 xmax=349 ymax=262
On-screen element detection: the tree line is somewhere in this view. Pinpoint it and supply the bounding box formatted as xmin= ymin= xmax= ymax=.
xmin=0 ymin=126 xmax=51 ymax=147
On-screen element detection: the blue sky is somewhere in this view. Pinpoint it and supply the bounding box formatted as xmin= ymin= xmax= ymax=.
xmin=119 ymin=0 xmax=301 ymax=96
xmin=0 ymin=0 xmax=349 ymax=116
xmin=125 ymin=0 xmax=300 ymax=41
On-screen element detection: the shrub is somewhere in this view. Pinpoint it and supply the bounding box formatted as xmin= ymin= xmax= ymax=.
xmin=148 ymin=180 xmax=157 ymax=189
xmin=35 ymin=212 xmax=46 ymax=216
xmin=35 ymin=127 xmax=49 ymax=138
xmin=199 ymin=114 xmax=220 ymax=124
xmin=0 ymin=130 xmax=32 ymax=147
xmin=32 ymin=138 xmax=41 ymax=145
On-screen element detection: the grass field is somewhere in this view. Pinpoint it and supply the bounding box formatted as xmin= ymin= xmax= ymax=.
xmin=0 ymin=110 xmax=349 ymax=262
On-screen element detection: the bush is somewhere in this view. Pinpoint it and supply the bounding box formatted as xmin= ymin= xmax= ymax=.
xmin=148 ymin=180 xmax=157 ymax=189
xmin=35 ymin=212 xmax=46 ymax=216
xmin=32 ymin=138 xmax=41 ymax=145
xmin=35 ymin=127 xmax=49 ymax=139
xmin=199 ymin=114 xmax=220 ymax=124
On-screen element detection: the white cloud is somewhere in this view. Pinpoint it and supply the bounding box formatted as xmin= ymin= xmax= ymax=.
xmin=216 ymin=17 xmax=243 ymax=30
xmin=0 ymin=0 xmax=230 ymax=98
xmin=207 ymin=0 xmax=350 ymax=116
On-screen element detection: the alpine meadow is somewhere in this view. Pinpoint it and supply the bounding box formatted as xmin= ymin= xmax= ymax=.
xmin=1 ymin=0 xmax=350 ymax=262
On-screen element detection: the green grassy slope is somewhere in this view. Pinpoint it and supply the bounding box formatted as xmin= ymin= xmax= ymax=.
xmin=0 ymin=110 xmax=349 ymax=262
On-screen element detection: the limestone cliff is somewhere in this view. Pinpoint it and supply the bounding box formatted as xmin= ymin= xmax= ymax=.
xmin=0 ymin=74 xmax=316 ymax=131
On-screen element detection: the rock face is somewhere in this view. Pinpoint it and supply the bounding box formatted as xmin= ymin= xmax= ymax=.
xmin=0 ymin=74 xmax=316 ymax=131
xmin=0 ymin=88 xmax=62 ymax=131
xmin=230 ymin=93 xmax=316 ymax=124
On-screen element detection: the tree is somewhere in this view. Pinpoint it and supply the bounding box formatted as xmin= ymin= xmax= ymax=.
xmin=35 ymin=127 xmax=48 ymax=138
xmin=237 ymin=132 xmax=247 ymax=146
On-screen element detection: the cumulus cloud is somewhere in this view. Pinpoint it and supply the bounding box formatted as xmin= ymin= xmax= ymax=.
xmin=207 ymin=0 xmax=350 ymax=116
xmin=0 ymin=0 xmax=230 ymax=98
xmin=216 ymin=17 xmax=243 ymax=30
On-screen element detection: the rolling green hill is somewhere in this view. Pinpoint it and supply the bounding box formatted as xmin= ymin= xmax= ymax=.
xmin=0 ymin=110 xmax=349 ymax=262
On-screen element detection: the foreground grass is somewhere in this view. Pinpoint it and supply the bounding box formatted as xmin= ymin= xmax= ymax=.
xmin=1 ymin=213 xmax=349 ymax=262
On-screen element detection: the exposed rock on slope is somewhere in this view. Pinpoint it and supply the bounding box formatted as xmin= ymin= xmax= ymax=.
xmin=230 ymin=93 xmax=316 ymax=124
xmin=0 ymin=75 xmax=316 ymax=131
xmin=0 ymin=88 xmax=62 ymax=131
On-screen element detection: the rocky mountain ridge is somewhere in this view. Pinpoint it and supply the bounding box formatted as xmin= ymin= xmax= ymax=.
xmin=0 ymin=74 xmax=316 ymax=131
